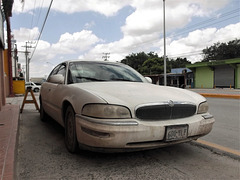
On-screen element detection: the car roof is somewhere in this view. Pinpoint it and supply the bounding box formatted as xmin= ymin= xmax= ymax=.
xmin=61 ymin=60 xmax=123 ymax=65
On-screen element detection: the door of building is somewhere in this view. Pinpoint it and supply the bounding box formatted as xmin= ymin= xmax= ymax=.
xmin=214 ymin=65 xmax=234 ymax=88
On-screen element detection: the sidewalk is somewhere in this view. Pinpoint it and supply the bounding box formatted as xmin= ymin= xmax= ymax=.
xmin=0 ymin=89 xmax=239 ymax=180
xmin=0 ymin=94 xmax=28 ymax=180
xmin=0 ymin=104 xmax=20 ymax=180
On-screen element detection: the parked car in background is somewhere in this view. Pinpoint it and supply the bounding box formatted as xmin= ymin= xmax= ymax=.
xmin=40 ymin=60 xmax=215 ymax=153
xmin=30 ymin=77 xmax=46 ymax=85
xmin=25 ymin=82 xmax=41 ymax=92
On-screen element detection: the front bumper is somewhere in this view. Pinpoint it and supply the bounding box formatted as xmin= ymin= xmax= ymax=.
xmin=75 ymin=113 xmax=215 ymax=151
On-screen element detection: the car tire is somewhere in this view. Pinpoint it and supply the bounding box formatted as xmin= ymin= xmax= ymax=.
xmin=40 ymin=102 xmax=49 ymax=122
xmin=64 ymin=105 xmax=79 ymax=153
xmin=34 ymin=88 xmax=39 ymax=92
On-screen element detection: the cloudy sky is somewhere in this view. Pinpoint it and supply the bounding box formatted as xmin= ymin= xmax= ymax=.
xmin=11 ymin=0 xmax=240 ymax=78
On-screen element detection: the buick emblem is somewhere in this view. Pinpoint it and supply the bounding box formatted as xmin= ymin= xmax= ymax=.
xmin=168 ymin=100 xmax=174 ymax=107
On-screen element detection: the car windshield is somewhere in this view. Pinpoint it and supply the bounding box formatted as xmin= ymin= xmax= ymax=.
xmin=68 ymin=61 xmax=146 ymax=84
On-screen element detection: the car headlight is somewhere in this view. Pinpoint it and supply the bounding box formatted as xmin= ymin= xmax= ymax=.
xmin=197 ymin=101 xmax=209 ymax=114
xmin=82 ymin=104 xmax=131 ymax=119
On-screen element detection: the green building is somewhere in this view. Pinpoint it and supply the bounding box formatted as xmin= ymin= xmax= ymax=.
xmin=186 ymin=58 xmax=240 ymax=89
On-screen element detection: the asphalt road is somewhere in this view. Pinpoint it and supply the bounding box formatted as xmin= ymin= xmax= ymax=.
xmin=202 ymin=97 xmax=240 ymax=151
xmin=15 ymin=98 xmax=240 ymax=180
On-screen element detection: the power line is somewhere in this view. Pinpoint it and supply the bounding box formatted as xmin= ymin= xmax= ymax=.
xmin=168 ymin=51 xmax=204 ymax=59
xmin=174 ymin=8 xmax=240 ymax=35
xmin=35 ymin=0 xmax=45 ymax=31
xmin=131 ymin=15 xmax=239 ymax=51
xmin=172 ymin=15 xmax=239 ymax=38
xmin=29 ymin=0 xmax=53 ymax=61
xmin=135 ymin=8 xmax=239 ymax=46
xmin=129 ymin=8 xmax=240 ymax=59
xmin=29 ymin=0 xmax=45 ymax=41
xmin=29 ymin=0 xmax=37 ymax=30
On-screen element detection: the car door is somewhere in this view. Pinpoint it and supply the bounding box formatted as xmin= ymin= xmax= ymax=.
xmin=42 ymin=63 xmax=67 ymax=123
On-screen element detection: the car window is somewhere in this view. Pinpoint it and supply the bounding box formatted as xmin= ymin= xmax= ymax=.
xmin=57 ymin=65 xmax=66 ymax=77
xmin=68 ymin=62 xmax=144 ymax=83
xmin=49 ymin=64 xmax=61 ymax=76
xmin=47 ymin=64 xmax=66 ymax=83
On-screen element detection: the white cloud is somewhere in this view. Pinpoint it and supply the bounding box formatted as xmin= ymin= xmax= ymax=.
xmin=80 ymin=22 xmax=240 ymax=63
xmin=163 ymin=22 xmax=240 ymax=63
xmin=14 ymin=28 xmax=102 ymax=74
xmin=21 ymin=21 xmax=238 ymax=68
xmin=12 ymin=0 xmax=236 ymax=77
xmin=84 ymin=21 xmax=96 ymax=29
xmin=13 ymin=0 xmax=230 ymax=18
xmin=214 ymin=23 xmax=240 ymax=42
xmin=190 ymin=0 xmax=230 ymax=10
xmin=122 ymin=0 xmax=231 ymax=37
xmin=13 ymin=0 xmax=132 ymax=16
xmin=12 ymin=27 xmax=39 ymax=42
xmin=51 ymin=30 xmax=101 ymax=54
xmin=29 ymin=61 xmax=54 ymax=78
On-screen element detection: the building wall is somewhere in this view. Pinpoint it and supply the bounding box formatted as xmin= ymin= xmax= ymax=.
xmin=195 ymin=67 xmax=214 ymax=88
xmin=3 ymin=50 xmax=9 ymax=96
xmin=0 ymin=50 xmax=5 ymax=110
xmin=236 ymin=64 xmax=240 ymax=89
xmin=0 ymin=7 xmax=4 ymax=110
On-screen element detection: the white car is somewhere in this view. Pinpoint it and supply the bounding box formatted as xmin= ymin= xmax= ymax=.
xmin=25 ymin=82 xmax=41 ymax=92
xmin=40 ymin=60 xmax=215 ymax=153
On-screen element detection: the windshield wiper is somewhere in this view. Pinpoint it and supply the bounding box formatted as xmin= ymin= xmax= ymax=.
xmin=76 ymin=76 xmax=105 ymax=81
xmin=110 ymin=78 xmax=132 ymax=82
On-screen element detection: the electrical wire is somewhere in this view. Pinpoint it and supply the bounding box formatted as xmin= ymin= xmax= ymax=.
xmin=131 ymin=8 xmax=240 ymax=58
xmin=27 ymin=3 xmax=238 ymax=62
xmin=29 ymin=0 xmax=37 ymax=30
xmin=171 ymin=15 xmax=239 ymax=38
xmin=174 ymin=8 xmax=240 ymax=35
xmin=130 ymin=10 xmax=239 ymax=50
xmin=29 ymin=0 xmax=53 ymax=61
xmin=34 ymin=0 xmax=45 ymax=31
xmin=29 ymin=0 xmax=45 ymax=42
xmin=168 ymin=51 xmax=204 ymax=59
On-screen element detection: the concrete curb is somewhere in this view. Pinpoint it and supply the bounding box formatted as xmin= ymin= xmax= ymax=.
xmin=200 ymin=93 xmax=240 ymax=99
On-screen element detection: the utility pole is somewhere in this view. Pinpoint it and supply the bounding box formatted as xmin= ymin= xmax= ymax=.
xmin=22 ymin=41 xmax=34 ymax=82
xmin=163 ymin=0 xmax=167 ymax=86
xmin=13 ymin=44 xmax=18 ymax=77
xmin=102 ymin=52 xmax=110 ymax=61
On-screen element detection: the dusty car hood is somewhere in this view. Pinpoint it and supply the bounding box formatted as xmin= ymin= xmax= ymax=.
xmin=71 ymin=82 xmax=205 ymax=107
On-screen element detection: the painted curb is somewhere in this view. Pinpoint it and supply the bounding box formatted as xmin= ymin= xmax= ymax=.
xmin=190 ymin=140 xmax=240 ymax=160
xmin=200 ymin=93 xmax=240 ymax=99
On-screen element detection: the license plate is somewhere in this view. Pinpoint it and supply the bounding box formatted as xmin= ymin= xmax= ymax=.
xmin=165 ymin=125 xmax=188 ymax=142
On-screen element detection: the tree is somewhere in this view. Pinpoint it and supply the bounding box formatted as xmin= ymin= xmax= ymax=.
xmin=121 ymin=52 xmax=191 ymax=75
xmin=168 ymin=57 xmax=191 ymax=69
xmin=202 ymin=39 xmax=240 ymax=61
xmin=121 ymin=52 xmax=149 ymax=72
xmin=139 ymin=57 xmax=164 ymax=75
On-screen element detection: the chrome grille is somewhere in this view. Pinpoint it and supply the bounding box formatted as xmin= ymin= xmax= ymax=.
xmin=135 ymin=102 xmax=196 ymax=120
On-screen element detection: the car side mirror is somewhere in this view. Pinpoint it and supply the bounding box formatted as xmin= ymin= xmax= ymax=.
xmin=145 ymin=77 xmax=152 ymax=83
xmin=48 ymin=74 xmax=64 ymax=84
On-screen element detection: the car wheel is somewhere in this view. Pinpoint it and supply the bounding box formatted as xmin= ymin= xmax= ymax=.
xmin=40 ymin=102 xmax=49 ymax=122
xmin=65 ymin=105 xmax=78 ymax=153
xmin=34 ymin=88 xmax=39 ymax=92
